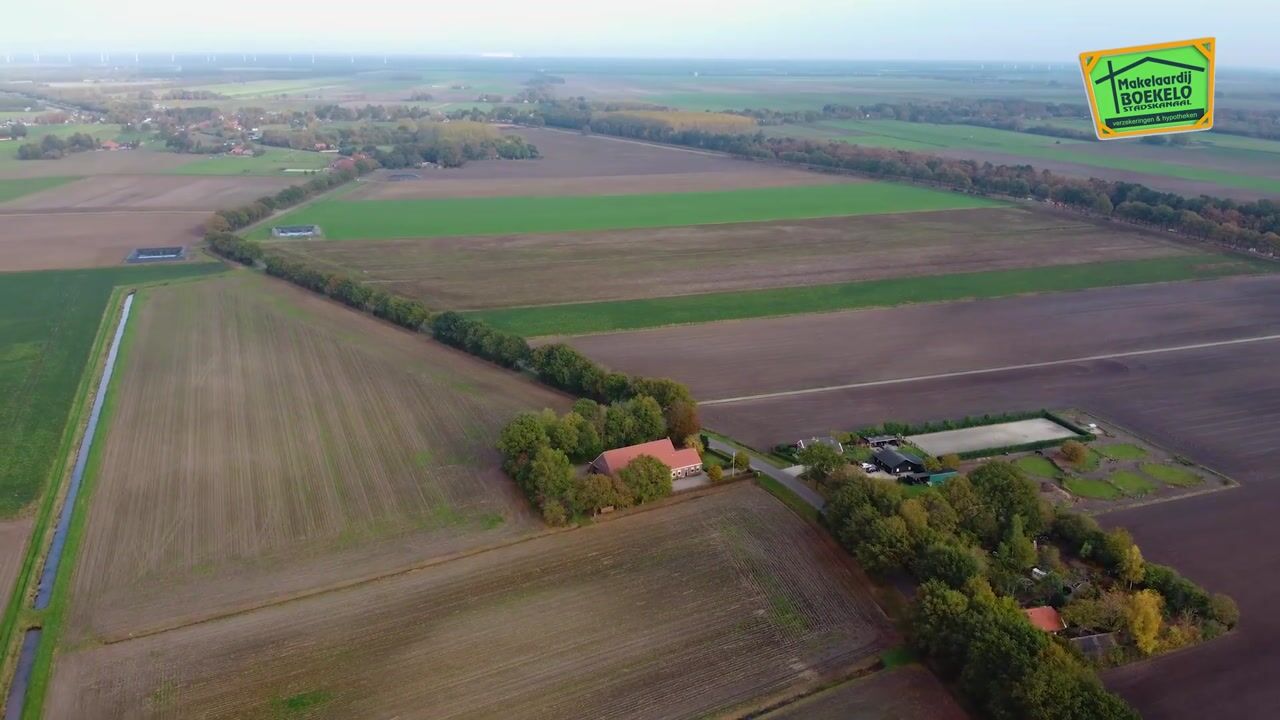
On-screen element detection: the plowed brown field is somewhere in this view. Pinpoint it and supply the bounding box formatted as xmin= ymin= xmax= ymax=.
xmin=49 ymin=484 xmax=892 ymax=720
xmin=0 ymin=210 xmax=206 ymax=270
xmin=64 ymin=273 xmax=569 ymax=644
xmin=279 ymin=206 xmax=1186 ymax=309
xmin=1 ymin=175 xmax=295 ymax=211
xmin=761 ymin=665 xmax=966 ymax=720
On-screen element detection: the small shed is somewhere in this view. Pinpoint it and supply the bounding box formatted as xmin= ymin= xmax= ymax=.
xmin=899 ymin=470 xmax=958 ymax=487
xmin=861 ymin=434 xmax=898 ymax=448
xmin=873 ymin=448 xmax=924 ymax=475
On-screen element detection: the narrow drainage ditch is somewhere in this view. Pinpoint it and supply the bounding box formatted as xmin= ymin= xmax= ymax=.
xmin=3 ymin=292 xmax=134 ymax=719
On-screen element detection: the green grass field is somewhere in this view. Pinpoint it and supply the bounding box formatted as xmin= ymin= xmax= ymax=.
xmin=1140 ymin=463 xmax=1203 ymax=487
xmin=797 ymin=119 xmax=1280 ymax=195
xmin=1097 ymin=443 xmax=1148 ymax=460
xmin=1109 ymin=470 xmax=1157 ymax=497
xmin=0 ymin=263 xmax=225 ymax=517
xmin=255 ymin=182 xmax=1000 ymax=240
xmin=0 ymin=176 xmax=77 ymax=204
xmin=1064 ymin=476 xmax=1122 ymax=500
xmin=164 ymin=146 xmax=333 ymax=176
xmin=1014 ymin=456 xmax=1060 ymax=479
xmin=471 ymin=254 xmax=1273 ymax=336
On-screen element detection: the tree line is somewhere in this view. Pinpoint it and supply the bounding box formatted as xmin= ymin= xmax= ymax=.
xmin=822 ymin=459 xmax=1236 ymax=719
xmin=16 ymin=132 xmax=98 ymax=160
xmin=525 ymin=100 xmax=1280 ymax=256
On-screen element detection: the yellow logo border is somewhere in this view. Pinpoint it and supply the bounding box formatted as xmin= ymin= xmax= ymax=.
xmin=1078 ymin=37 xmax=1216 ymax=140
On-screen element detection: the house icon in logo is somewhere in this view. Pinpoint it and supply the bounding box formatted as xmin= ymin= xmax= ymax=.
xmin=1094 ymin=56 xmax=1206 ymax=114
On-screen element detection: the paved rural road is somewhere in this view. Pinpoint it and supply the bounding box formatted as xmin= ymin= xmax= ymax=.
xmin=707 ymin=438 xmax=827 ymax=510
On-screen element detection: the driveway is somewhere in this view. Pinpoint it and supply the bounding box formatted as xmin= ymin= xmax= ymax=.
xmin=706 ymin=438 xmax=827 ymax=510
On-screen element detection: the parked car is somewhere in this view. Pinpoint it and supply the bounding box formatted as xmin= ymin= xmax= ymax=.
xmin=860 ymin=462 xmax=877 ymax=473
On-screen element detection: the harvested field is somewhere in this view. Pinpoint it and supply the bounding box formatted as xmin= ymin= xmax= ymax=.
xmin=568 ymin=274 xmax=1280 ymax=403
xmin=0 ymin=518 xmax=33 ymax=617
xmin=762 ymin=665 xmax=967 ymax=720
xmin=49 ymin=484 xmax=892 ymax=720
xmin=0 ymin=150 xmax=197 ymax=178
xmin=391 ymin=126 xmax=792 ymax=181
xmin=257 ymin=181 xmax=996 ymax=241
xmin=348 ymin=167 xmax=849 ymax=200
xmin=64 ymin=273 xmax=568 ymax=643
xmin=1 ymin=175 xmax=295 ymax=211
xmin=487 ymin=254 xmax=1263 ymax=336
xmin=279 ymin=206 xmax=1187 ymax=309
xmin=0 ymin=211 xmax=207 ymax=271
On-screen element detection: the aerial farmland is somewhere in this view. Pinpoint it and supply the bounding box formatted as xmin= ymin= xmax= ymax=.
xmin=1 ymin=45 xmax=1278 ymax=720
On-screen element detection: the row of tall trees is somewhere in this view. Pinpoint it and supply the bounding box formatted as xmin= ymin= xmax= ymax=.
xmin=16 ymin=132 xmax=98 ymax=159
xmin=527 ymin=100 xmax=1280 ymax=255
xmin=205 ymin=159 xmax=377 ymax=234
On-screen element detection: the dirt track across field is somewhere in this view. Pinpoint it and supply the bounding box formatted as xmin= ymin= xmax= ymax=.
xmin=280 ymin=206 xmax=1187 ymax=309
xmin=48 ymin=484 xmax=892 ymax=720
xmin=0 ymin=211 xmax=206 ymax=270
xmin=63 ymin=273 xmax=568 ymax=644
xmin=1 ymin=175 xmax=295 ymax=211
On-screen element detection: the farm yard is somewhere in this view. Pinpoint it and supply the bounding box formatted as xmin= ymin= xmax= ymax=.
xmin=61 ymin=273 xmax=568 ymax=644
xmin=48 ymin=484 xmax=892 ymax=720
xmin=277 ymin=206 xmax=1196 ymax=310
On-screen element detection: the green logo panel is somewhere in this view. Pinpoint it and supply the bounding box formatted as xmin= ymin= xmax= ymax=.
xmin=1079 ymin=38 xmax=1215 ymax=140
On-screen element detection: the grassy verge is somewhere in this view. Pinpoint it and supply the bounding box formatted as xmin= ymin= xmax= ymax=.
xmin=473 ymin=254 xmax=1274 ymax=336
xmin=163 ymin=146 xmax=332 ymax=176
xmin=251 ymin=182 xmax=1001 ymax=240
xmin=20 ymin=289 xmax=148 ymax=720
xmin=1097 ymin=443 xmax=1148 ymax=460
xmin=755 ymin=475 xmax=821 ymax=524
xmin=0 ymin=177 xmax=78 ymax=204
xmin=1140 ymin=463 xmax=1203 ymax=487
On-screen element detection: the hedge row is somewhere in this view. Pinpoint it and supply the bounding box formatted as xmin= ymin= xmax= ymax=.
xmin=204 ymin=233 xmax=696 ymax=409
xmin=205 ymin=157 xmax=378 ymax=233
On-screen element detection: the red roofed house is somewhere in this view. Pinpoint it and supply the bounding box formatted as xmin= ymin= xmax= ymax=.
xmin=590 ymin=438 xmax=702 ymax=480
xmin=1024 ymin=606 xmax=1066 ymax=633
xmin=99 ymin=139 xmax=120 ymax=151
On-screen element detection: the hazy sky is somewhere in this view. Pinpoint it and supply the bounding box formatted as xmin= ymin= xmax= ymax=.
xmin=3 ymin=0 xmax=1274 ymax=68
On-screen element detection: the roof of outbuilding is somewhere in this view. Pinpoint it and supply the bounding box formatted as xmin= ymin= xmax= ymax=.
xmin=873 ymin=447 xmax=923 ymax=466
xmin=1024 ymin=606 xmax=1066 ymax=632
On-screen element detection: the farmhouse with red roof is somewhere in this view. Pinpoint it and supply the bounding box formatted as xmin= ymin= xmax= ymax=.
xmin=590 ymin=438 xmax=702 ymax=480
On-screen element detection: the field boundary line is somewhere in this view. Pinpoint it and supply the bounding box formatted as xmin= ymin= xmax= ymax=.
xmin=702 ymin=332 xmax=1280 ymax=406
xmin=94 ymin=483 xmax=744 ymax=647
